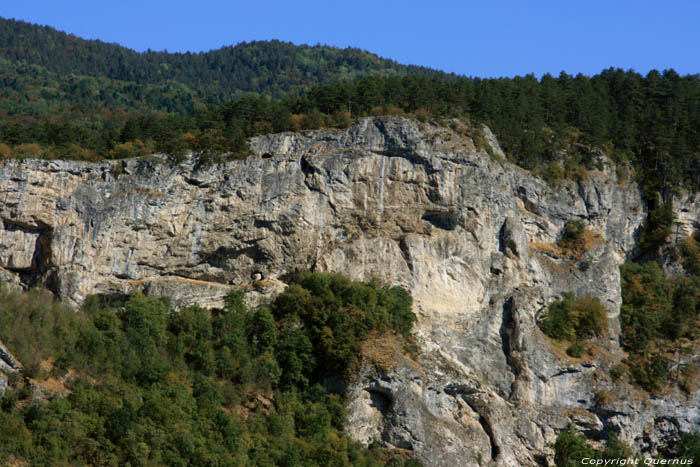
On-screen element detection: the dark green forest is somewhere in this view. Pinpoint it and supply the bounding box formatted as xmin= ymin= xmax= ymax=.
xmin=0 ymin=17 xmax=446 ymax=103
xmin=0 ymin=273 xmax=420 ymax=466
xmin=1 ymin=18 xmax=700 ymax=201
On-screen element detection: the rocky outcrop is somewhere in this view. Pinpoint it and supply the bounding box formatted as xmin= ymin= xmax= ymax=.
xmin=0 ymin=117 xmax=696 ymax=465
xmin=0 ymin=338 xmax=21 ymax=395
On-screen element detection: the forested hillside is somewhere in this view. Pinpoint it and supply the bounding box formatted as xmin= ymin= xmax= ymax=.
xmin=0 ymin=17 xmax=446 ymax=106
xmin=0 ymin=273 xmax=421 ymax=466
xmin=1 ymin=17 xmax=699 ymax=199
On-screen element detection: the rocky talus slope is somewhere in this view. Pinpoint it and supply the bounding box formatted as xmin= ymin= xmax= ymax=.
xmin=0 ymin=117 xmax=698 ymax=465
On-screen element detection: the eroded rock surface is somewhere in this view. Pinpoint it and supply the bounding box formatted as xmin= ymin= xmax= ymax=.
xmin=0 ymin=117 xmax=697 ymax=465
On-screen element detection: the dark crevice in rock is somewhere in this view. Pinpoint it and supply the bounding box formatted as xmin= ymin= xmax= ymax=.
xmin=300 ymin=156 xmax=316 ymax=176
xmin=364 ymin=386 xmax=394 ymax=435
xmin=300 ymin=156 xmax=325 ymax=195
xmin=463 ymin=397 xmax=500 ymax=461
xmin=444 ymin=383 xmax=480 ymax=397
xmin=367 ymin=388 xmax=392 ymax=414
xmin=500 ymin=297 xmax=518 ymax=380
xmin=0 ymin=264 xmax=33 ymax=274
xmin=182 ymin=176 xmax=204 ymax=187
xmin=576 ymin=180 xmax=591 ymax=218
xmin=422 ymin=210 xmax=457 ymax=231
xmin=498 ymin=218 xmax=519 ymax=257
xmin=37 ymin=227 xmax=56 ymax=288
xmin=2 ymin=217 xmax=49 ymax=231
xmin=168 ymin=272 xmax=228 ymax=285
xmin=594 ymin=408 xmax=629 ymax=419
xmin=1 ymin=219 xmax=56 ymax=290
xmin=202 ymin=245 xmax=270 ymax=267
xmin=550 ymin=367 xmax=582 ymax=378
xmin=254 ymin=219 xmax=275 ymax=229
xmin=591 ymin=185 xmax=603 ymax=219
xmin=201 ymin=247 xmax=236 ymax=269
xmin=398 ymin=237 xmax=414 ymax=274
xmin=373 ymin=149 xmax=436 ymax=174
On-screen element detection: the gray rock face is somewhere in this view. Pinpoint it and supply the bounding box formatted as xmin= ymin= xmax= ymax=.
xmin=0 ymin=338 xmax=21 ymax=396
xmin=0 ymin=116 xmax=696 ymax=465
xmin=0 ymin=339 xmax=21 ymax=373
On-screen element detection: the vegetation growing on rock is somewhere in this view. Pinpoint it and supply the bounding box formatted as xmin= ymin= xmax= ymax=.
xmin=556 ymin=219 xmax=602 ymax=260
xmin=554 ymin=428 xmax=633 ymax=466
xmin=554 ymin=427 xmax=700 ymax=465
xmin=636 ymin=202 xmax=675 ymax=258
xmin=619 ymin=259 xmax=700 ymax=393
xmin=538 ymin=292 xmax=606 ymax=343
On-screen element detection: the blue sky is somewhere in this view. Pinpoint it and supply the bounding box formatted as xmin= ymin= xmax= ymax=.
xmin=2 ymin=0 xmax=698 ymax=78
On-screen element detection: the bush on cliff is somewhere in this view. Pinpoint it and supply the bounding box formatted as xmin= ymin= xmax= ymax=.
xmin=554 ymin=428 xmax=634 ymax=466
xmin=619 ymin=260 xmax=700 ymax=392
xmin=636 ymin=202 xmax=675 ymax=258
xmin=538 ymin=292 xmax=607 ymax=342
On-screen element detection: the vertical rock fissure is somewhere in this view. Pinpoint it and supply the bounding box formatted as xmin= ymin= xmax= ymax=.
xmin=463 ymin=398 xmax=500 ymax=461
xmin=500 ymin=297 xmax=518 ymax=379
xmin=398 ymin=237 xmax=414 ymax=274
xmin=36 ymin=226 xmax=56 ymax=290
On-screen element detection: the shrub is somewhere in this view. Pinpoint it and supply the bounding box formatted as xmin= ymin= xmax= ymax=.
xmin=554 ymin=427 xmax=596 ymax=467
xmin=679 ymin=236 xmax=700 ymax=275
xmin=557 ymin=219 xmax=601 ymax=258
xmin=414 ymin=108 xmax=430 ymax=122
xmin=554 ymin=428 xmax=634 ymax=466
xmin=574 ymin=297 xmax=608 ymax=338
xmin=541 ymin=162 xmax=565 ymax=185
xmin=109 ymin=138 xmax=155 ymax=159
xmin=539 ymin=293 xmax=577 ymax=340
xmin=331 ymin=110 xmax=352 ymax=128
xmin=619 ymin=259 xmax=700 ymax=393
xmin=594 ymin=389 xmax=613 ymax=407
xmin=0 ymin=143 xmax=12 ymax=159
xmin=631 ymin=354 xmax=669 ymax=393
xmin=566 ymin=341 xmax=584 ymax=358
xmin=539 ymin=292 xmax=606 ymax=341
xmin=609 ymin=364 xmax=627 ymax=382
xmin=0 ymin=286 xmax=80 ymax=374
xmin=563 ymin=219 xmax=585 ymax=241
xmin=636 ymin=202 xmax=674 ymax=257
xmin=600 ymin=432 xmax=633 ymax=459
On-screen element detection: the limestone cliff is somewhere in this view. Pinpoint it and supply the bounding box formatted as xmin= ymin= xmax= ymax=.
xmin=0 ymin=117 xmax=697 ymax=465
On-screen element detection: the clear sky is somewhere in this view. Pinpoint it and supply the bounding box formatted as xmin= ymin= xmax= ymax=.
xmin=2 ymin=0 xmax=698 ymax=78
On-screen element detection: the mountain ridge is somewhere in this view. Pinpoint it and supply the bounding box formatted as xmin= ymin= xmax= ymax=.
xmin=0 ymin=17 xmax=450 ymax=101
